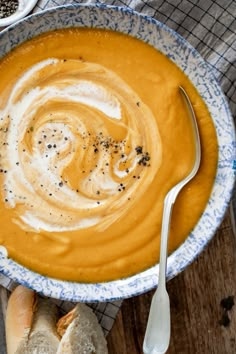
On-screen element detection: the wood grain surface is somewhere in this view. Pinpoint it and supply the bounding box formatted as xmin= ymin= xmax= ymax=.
xmin=107 ymin=209 xmax=236 ymax=354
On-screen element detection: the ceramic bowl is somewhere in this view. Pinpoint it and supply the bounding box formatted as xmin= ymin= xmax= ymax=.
xmin=0 ymin=4 xmax=235 ymax=302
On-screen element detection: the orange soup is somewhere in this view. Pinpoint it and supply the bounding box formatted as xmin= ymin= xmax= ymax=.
xmin=0 ymin=29 xmax=218 ymax=282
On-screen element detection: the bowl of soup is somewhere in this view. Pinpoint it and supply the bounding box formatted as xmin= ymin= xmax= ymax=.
xmin=0 ymin=4 xmax=235 ymax=302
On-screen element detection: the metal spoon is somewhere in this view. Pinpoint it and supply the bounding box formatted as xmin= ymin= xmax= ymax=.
xmin=143 ymin=86 xmax=201 ymax=354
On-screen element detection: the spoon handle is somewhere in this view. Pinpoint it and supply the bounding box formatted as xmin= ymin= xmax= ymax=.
xmin=143 ymin=192 xmax=176 ymax=354
xmin=143 ymin=287 xmax=170 ymax=354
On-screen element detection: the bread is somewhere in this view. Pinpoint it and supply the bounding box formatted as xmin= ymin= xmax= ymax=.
xmin=6 ymin=285 xmax=60 ymax=354
xmin=5 ymin=285 xmax=108 ymax=354
xmin=5 ymin=285 xmax=36 ymax=354
xmin=57 ymin=304 xmax=108 ymax=354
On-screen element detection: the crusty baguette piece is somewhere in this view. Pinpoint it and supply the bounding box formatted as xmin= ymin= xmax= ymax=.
xmin=5 ymin=285 xmax=36 ymax=354
xmin=56 ymin=303 xmax=108 ymax=354
xmin=16 ymin=297 xmax=60 ymax=354
xmin=6 ymin=285 xmax=60 ymax=354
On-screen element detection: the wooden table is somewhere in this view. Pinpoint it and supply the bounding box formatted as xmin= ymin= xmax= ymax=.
xmin=107 ymin=208 xmax=236 ymax=354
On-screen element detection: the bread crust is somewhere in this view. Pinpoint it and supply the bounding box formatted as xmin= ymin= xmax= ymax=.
xmin=57 ymin=307 xmax=76 ymax=338
xmin=6 ymin=285 xmax=36 ymax=354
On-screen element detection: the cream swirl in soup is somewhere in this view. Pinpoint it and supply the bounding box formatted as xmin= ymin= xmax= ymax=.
xmin=0 ymin=58 xmax=161 ymax=233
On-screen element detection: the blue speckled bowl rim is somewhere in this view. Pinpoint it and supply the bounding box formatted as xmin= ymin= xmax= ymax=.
xmin=0 ymin=4 xmax=235 ymax=302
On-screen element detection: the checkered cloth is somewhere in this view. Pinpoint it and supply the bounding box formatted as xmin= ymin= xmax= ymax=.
xmin=35 ymin=0 xmax=236 ymax=120
xmin=0 ymin=0 xmax=236 ymax=353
